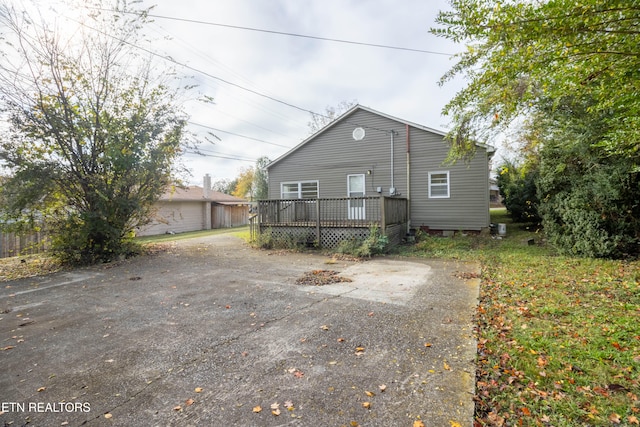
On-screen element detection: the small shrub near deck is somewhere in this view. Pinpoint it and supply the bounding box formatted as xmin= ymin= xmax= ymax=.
xmin=335 ymin=224 xmax=389 ymax=258
xmin=254 ymin=228 xmax=311 ymax=251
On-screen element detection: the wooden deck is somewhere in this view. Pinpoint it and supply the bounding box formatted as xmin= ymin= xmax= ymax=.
xmin=251 ymin=197 xmax=408 ymax=248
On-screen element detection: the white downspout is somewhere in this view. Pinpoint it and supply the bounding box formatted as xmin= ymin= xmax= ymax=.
xmin=390 ymin=130 xmax=396 ymax=194
xmin=406 ymin=124 xmax=411 ymax=233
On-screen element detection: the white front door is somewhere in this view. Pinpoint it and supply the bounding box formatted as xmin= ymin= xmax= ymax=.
xmin=347 ymin=174 xmax=365 ymax=220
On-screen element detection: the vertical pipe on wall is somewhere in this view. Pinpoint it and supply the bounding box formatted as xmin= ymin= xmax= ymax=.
xmin=390 ymin=130 xmax=395 ymax=193
xmin=406 ymin=124 xmax=411 ymax=233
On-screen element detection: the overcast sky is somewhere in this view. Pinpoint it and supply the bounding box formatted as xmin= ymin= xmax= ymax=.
xmin=6 ymin=0 xmax=472 ymax=185
xmin=140 ymin=0 xmax=470 ymax=185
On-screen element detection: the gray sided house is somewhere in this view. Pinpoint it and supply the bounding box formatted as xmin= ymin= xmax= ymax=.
xmin=265 ymin=105 xmax=494 ymax=244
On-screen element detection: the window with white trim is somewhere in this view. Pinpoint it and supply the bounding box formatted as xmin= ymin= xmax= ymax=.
xmin=428 ymin=171 xmax=450 ymax=198
xmin=280 ymin=181 xmax=319 ymax=199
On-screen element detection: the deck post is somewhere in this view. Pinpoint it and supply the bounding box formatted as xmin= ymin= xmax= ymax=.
xmin=380 ymin=196 xmax=387 ymax=234
xmin=315 ymin=199 xmax=321 ymax=245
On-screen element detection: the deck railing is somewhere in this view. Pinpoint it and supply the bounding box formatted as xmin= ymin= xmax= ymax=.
xmin=257 ymin=197 xmax=406 ymax=228
xmin=252 ymin=197 xmax=408 ymax=248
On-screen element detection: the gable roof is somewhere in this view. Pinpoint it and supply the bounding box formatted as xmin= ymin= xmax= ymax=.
xmin=268 ymin=105 xmax=447 ymax=169
xmin=159 ymin=186 xmax=248 ymax=205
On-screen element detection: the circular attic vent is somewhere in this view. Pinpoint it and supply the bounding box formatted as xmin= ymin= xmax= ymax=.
xmin=352 ymin=127 xmax=366 ymax=141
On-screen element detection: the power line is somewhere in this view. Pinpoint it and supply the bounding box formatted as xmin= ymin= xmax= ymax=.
xmin=107 ymin=9 xmax=454 ymax=57
xmin=190 ymin=121 xmax=290 ymax=148
xmin=183 ymin=149 xmax=255 ymax=162
xmin=70 ymin=14 xmax=402 ymax=136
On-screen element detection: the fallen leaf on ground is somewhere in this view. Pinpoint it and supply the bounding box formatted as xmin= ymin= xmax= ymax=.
xmin=450 ymin=421 xmax=462 ymax=427
xmin=320 ymin=324 xmax=330 ymax=330
xmin=284 ymin=401 xmax=294 ymax=410
xmin=443 ymin=361 xmax=451 ymax=370
xmin=378 ymin=384 xmax=387 ymax=392
xmin=104 ymin=413 xmax=112 ymax=419
xmin=413 ymin=421 xmax=425 ymax=427
xmin=253 ymin=406 xmax=262 ymax=413
xmin=294 ymin=370 xmax=304 ymax=378
xmin=37 ymin=387 xmax=46 ymax=392
xmin=272 ymin=408 xmax=281 ymax=416
xmin=362 ymin=402 xmax=371 ymax=409
xmin=365 ymin=390 xmax=375 ymax=397
xmin=173 ymin=405 xmax=182 ymax=411
xmin=185 ymin=399 xmax=194 ymax=406
xmin=296 ymin=270 xmax=352 ymax=286
xmin=194 ymin=387 xmax=203 ymax=393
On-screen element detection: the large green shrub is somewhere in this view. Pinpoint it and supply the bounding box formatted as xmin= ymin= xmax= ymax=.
xmin=496 ymin=161 xmax=541 ymax=223
xmin=538 ymin=143 xmax=640 ymax=258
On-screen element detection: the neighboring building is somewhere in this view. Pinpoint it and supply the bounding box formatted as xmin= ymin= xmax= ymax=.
xmin=137 ymin=176 xmax=249 ymax=236
xmin=267 ymin=105 xmax=495 ymax=233
xmin=489 ymin=177 xmax=503 ymax=207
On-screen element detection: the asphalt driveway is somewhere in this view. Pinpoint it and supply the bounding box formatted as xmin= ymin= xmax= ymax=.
xmin=0 ymin=233 xmax=479 ymax=426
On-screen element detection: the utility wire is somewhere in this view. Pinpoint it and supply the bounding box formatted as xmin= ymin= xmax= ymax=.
xmin=190 ymin=122 xmax=289 ymax=148
xmin=70 ymin=14 xmax=405 ymax=136
xmin=183 ymin=149 xmax=255 ymax=162
xmin=104 ymin=9 xmax=454 ymax=57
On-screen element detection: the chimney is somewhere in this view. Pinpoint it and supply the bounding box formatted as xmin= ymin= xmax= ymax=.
xmin=203 ymin=174 xmax=211 ymax=199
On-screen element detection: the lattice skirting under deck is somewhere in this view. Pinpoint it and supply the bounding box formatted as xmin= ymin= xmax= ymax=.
xmin=258 ymin=224 xmax=407 ymax=249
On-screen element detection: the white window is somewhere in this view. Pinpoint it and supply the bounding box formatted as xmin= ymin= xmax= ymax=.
xmin=428 ymin=171 xmax=450 ymax=198
xmin=280 ymin=181 xmax=319 ymax=199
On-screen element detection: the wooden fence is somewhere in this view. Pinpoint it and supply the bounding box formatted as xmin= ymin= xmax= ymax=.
xmin=0 ymin=230 xmax=49 ymax=259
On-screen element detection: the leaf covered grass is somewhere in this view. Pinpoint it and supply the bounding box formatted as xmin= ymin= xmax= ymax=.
xmin=0 ymin=254 xmax=63 ymax=282
xmin=398 ymin=209 xmax=640 ymax=426
xmin=0 ymin=227 xmax=251 ymax=282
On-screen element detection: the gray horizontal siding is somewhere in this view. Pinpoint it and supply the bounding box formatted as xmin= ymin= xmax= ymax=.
xmin=269 ymin=109 xmax=409 ymax=199
xmin=408 ymin=126 xmax=490 ymax=230
xmin=268 ymin=108 xmax=490 ymax=231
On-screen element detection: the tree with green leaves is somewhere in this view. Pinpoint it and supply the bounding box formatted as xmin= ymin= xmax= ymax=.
xmin=231 ymin=167 xmax=255 ymax=200
xmin=434 ymin=0 xmax=640 ymax=257
xmin=433 ymin=0 xmax=640 ymax=160
xmin=253 ymin=156 xmax=270 ymax=200
xmin=0 ymin=1 xmax=193 ymax=264
xmin=229 ymin=157 xmax=270 ymax=201
xmin=495 ymin=160 xmax=540 ymax=224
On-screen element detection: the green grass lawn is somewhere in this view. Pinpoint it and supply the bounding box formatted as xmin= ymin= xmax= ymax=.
xmin=399 ymin=208 xmax=640 ymax=426
xmin=136 ymin=225 xmax=250 ymax=244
